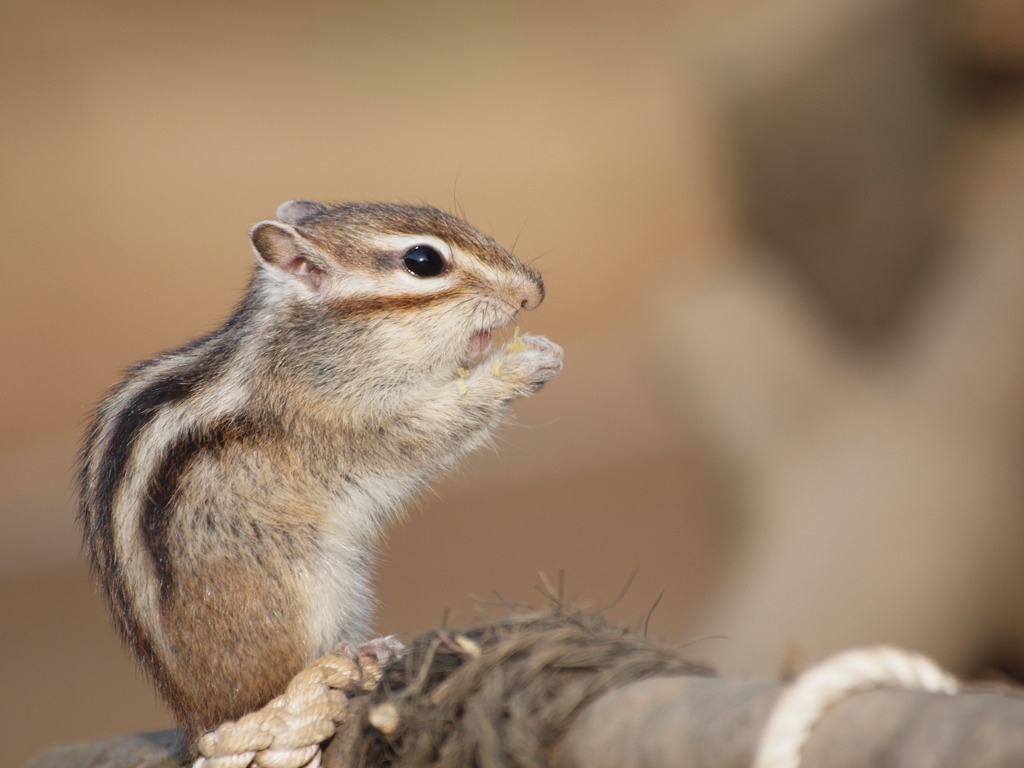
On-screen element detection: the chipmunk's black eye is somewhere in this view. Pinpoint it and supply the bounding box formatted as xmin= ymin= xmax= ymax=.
xmin=403 ymin=245 xmax=446 ymax=277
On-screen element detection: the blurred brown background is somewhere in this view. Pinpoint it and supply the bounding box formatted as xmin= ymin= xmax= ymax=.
xmin=5 ymin=0 xmax=1024 ymax=765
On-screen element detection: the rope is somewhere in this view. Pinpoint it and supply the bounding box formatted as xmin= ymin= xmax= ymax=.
xmin=751 ymin=645 xmax=959 ymax=768
xmin=192 ymin=645 xmax=395 ymax=768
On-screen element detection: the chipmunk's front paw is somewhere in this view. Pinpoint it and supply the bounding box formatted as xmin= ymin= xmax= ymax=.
xmin=491 ymin=333 xmax=563 ymax=395
xmin=333 ymin=635 xmax=405 ymax=671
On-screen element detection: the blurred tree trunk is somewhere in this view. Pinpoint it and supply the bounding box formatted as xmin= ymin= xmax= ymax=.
xmin=657 ymin=0 xmax=1024 ymax=679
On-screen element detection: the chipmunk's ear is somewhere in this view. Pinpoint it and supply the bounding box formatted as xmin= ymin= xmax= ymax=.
xmin=250 ymin=220 xmax=330 ymax=293
xmin=275 ymin=200 xmax=327 ymax=226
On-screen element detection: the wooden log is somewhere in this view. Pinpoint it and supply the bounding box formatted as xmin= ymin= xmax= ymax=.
xmin=24 ymin=730 xmax=183 ymax=768
xmin=562 ymin=677 xmax=1024 ymax=768
xmin=26 ymin=677 xmax=1024 ymax=767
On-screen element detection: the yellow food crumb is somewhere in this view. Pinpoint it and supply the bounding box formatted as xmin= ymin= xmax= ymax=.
xmin=506 ymin=326 xmax=528 ymax=354
xmin=458 ymin=367 xmax=471 ymax=378
xmin=490 ymin=361 xmax=502 ymax=377
xmin=457 ymin=379 xmax=468 ymax=395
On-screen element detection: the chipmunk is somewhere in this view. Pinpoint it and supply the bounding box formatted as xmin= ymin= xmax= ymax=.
xmin=78 ymin=200 xmax=562 ymax=747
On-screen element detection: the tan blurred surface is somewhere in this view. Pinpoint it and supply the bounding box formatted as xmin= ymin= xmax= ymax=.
xmin=7 ymin=0 xmax=1024 ymax=765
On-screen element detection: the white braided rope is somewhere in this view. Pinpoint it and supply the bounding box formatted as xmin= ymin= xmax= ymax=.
xmin=192 ymin=650 xmax=390 ymax=768
xmin=752 ymin=646 xmax=959 ymax=768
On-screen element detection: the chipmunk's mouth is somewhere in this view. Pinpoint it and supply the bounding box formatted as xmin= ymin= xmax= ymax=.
xmin=465 ymin=309 xmax=522 ymax=366
xmin=467 ymin=329 xmax=492 ymax=362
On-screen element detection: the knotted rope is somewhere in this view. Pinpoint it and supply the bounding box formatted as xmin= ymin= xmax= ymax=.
xmin=193 ymin=648 xmax=391 ymax=768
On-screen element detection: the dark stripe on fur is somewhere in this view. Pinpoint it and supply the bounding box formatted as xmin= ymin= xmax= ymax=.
xmin=78 ymin=290 xmax=258 ymax=699
xmin=83 ymin=292 xmax=257 ymax=582
xmin=142 ymin=415 xmax=261 ymax=603
xmin=87 ymin=339 xmax=232 ymax=578
xmin=79 ymin=348 xmax=231 ymax=700
xmin=332 ymin=288 xmax=462 ymax=317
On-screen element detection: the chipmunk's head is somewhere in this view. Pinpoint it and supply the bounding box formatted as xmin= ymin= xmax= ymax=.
xmin=249 ymin=201 xmax=543 ymax=375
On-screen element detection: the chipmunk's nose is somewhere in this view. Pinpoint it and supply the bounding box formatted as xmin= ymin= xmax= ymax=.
xmin=516 ymin=275 xmax=545 ymax=311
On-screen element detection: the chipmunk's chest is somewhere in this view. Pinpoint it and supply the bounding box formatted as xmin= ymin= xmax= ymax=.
xmin=302 ymin=471 xmax=423 ymax=654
